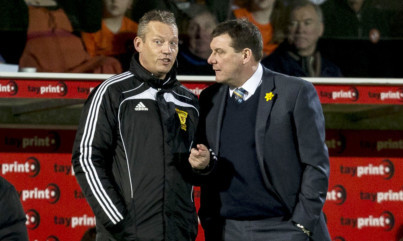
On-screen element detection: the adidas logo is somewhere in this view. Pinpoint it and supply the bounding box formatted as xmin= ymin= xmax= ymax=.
xmin=134 ymin=102 xmax=148 ymax=111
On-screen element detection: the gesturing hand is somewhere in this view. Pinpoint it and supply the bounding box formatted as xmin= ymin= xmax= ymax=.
xmin=189 ymin=144 xmax=210 ymax=170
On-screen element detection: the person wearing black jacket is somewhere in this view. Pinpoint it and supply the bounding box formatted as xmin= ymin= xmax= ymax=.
xmin=0 ymin=176 xmax=29 ymax=241
xmin=72 ymin=10 xmax=199 ymax=241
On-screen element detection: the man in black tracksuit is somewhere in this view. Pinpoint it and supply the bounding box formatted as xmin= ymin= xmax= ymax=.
xmin=72 ymin=10 xmax=199 ymax=241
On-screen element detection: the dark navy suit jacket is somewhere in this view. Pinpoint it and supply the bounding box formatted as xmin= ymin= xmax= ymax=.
xmin=195 ymin=66 xmax=331 ymax=240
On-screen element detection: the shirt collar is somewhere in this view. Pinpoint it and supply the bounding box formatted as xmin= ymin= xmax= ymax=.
xmin=229 ymin=63 xmax=263 ymax=100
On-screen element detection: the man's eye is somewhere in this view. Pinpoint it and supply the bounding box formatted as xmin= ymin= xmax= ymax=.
xmin=289 ymin=21 xmax=298 ymax=27
xmin=305 ymin=20 xmax=313 ymax=26
xmin=154 ymin=40 xmax=162 ymax=45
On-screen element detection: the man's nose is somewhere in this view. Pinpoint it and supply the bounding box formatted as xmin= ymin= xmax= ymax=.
xmin=195 ymin=25 xmax=202 ymax=37
xmin=295 ymin=22 xmax=305 ymax=33
xmin=162 ymin=42 xmax=173 ymax=53
xmin=207 ymin=53 xmax=214 ymax=64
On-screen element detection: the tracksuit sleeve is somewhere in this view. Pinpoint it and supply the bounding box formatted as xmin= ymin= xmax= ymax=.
xmin=71 ymin=86 xmax=134 ymax=238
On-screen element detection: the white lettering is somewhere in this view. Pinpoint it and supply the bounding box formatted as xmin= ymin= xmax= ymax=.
xmin=357 ymin=164 xmax=385 ymax=177
xmin=190 ymin=87 xmax=203 ymax=96
xmin=0 ymin=84 xmax=12 ymax=92
xmin=326 ymin=190 xmax=340 ymax=200
xmin=71 ymin=215 xmax=96 ymax=228
xmin=380 ymin=91 xmax=402 ymax=100
xmin=377 ymin=139 xmax=403 ymax=151
xmin=40 ymin=85 xmax=62 ymax=94
xmin=1 ymin=161 xmax=30 ymax=175
xmin=357 ymin=216 xmax=386 ymax=229
xmin=22 ymin=188 xmax=51 ymax=201
xmin=22 ymin=136 xmax=52 ymax=149
xmin=332 ymin=90 xmax=355 ymax=100
xmin=377 ymin=190 xmax=403 ymax=203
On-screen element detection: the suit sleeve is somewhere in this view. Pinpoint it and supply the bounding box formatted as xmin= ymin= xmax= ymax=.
xmin=71 ymin=86 xmax=135 ymax=239
xmin=291 ymin=81 xmax=330 ymax=233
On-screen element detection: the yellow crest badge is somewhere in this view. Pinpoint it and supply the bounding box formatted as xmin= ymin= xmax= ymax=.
xmin=175 ymin=108 xmax=188 ymax=131
xmin=265 ymin=92 xmax=275 ymax=102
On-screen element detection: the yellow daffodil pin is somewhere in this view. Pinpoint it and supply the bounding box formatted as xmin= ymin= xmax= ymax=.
xmin=265 ymin=92 xmax=275 ymax=101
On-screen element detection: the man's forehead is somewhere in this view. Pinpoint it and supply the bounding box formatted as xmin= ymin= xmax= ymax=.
xmin=147 ymin=21 xmax=178 ymax=35
xmin=211 ymin=34 xmax=232 ymax=45
xmin=291 ymin=6 xmax=318 ymax=19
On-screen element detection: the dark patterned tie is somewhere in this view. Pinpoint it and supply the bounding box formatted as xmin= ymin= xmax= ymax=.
xmin=232 ymin=88 xmax=248 ymax=103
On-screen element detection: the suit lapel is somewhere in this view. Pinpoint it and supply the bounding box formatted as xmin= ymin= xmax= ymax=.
xmin=255 ymin=69 xmax=277 ymax=186
xmin=255 ymin=69 xmax=276 ymax=160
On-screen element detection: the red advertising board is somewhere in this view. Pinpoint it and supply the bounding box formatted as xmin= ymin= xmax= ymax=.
xmin=316 ymin=85 xmax=403 ymax=104
xmin=1 ymin=128 xmax=402 ymax=241
xmin=1 ymin=78 xmax=403 ymax=104
xmin=325 ymin=157 xmax=402 ymax=241
xmin=1 ymin=75 xmax=402 ymax=240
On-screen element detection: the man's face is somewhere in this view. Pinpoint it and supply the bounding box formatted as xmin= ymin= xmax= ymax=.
xmin=287 ymin=5 xmax=323 ymax=56
xmin=252 ymin=0 xmax=276 ymax=11
xmin=187 ymin=12 xmax=217 ymax=59
xmin=103 ymin=0 xmax=132 ymax=17
xmin=207 ymin=34 xmax=244 ymax=87
xmin=135 ymin=21 xmax=179 ymax=79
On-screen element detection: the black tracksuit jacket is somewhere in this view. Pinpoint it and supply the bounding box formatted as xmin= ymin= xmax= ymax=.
xmin=72 ymin=55 xmax=199 ymax=241
xmin=0 ymin=176 xmax=29 ymax=240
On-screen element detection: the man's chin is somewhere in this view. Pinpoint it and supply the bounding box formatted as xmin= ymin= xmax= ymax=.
xmin=157 ymin=66 xmax=173 ymax=74
xmin=214 ymin=76 xmax=225 ymax=84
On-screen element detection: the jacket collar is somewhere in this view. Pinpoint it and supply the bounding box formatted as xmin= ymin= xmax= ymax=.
xmin=129 ymin=53 xmax=178 ymax=89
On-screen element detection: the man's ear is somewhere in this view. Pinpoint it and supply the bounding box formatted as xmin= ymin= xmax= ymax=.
xmin=134 ymin=37 xmax=142 ymax=53
xmin=318 ymin=22 xmax=324 ymax=37
xmin=242 ymin=48 xmax=252 ymax=64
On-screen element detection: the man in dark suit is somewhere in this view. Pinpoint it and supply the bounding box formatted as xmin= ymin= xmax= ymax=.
xmin=189 ymin=18 xmax=331 ymax=241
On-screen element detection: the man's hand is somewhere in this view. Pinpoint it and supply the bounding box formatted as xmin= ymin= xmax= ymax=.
xmin=189 ymin=144 xmax=210 ymax=170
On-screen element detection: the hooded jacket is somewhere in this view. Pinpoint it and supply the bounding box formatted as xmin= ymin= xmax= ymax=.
xmin=72 ymin=54 xmax=199 ymax=241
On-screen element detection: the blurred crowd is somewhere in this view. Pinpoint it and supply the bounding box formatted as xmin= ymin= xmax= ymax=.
xmin=0 ymin=0 xmax=402 ymax=77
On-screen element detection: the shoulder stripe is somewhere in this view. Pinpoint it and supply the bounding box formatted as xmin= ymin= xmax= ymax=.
xmin=124 ymin=87 xmax=157 ymax=101
xmin=172 ymin=90 xmax=192 ymax=100
xmin=163 ymin=92 xmax=199 ymax=116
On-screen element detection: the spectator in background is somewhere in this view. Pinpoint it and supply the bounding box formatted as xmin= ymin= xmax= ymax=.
xmin=0 ymin=176 xmax=29 ymax=241
xmin=19 ymin=0 xmax=122 ymax=73
xmin=81 ymin=0 xmax=138 ymax=71
xmin=0 ymin=0 xmax=102 ymax=65
xmin=0 ymin=0 xmax=28 ymax=65
xmin=261 ymin=0 xmax=343 ymax=77
xmin=205 ymin=0 xmax=233 ymax=23
xmin=321 ymin=0 xmax=390 ymax=42
xmin=389 ymin=0 xmax=403 ymax=38
xmin=232 ymin=0 xmax=286 ymax=56
xmin=177 ymin=4 xmax=217 ymax=75
xmin=319 ymin=0 xmax=396 ymax=77
xmin=56 ymin=0 xmax=103 ymax=33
